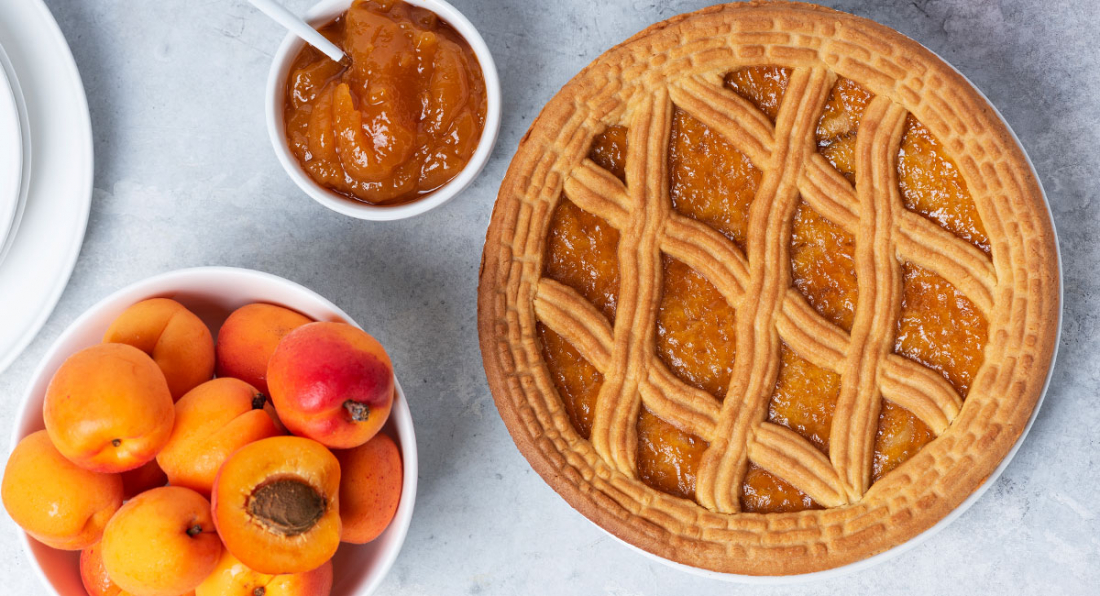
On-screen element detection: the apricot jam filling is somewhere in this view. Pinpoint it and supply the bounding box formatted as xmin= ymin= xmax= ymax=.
xmin=543 ymin=199 xmax=621 ymax=324
xmin=791 ymin=201 xmax=858 ymax=332
xmin=669 ymin=107 xmax=761 ymax=250
xmin=636 ymin=406 xmax=708 ymax=500
xmin=284 ymin=0 xmax=487 ymax=206
xmin=723 ymin=66 xmax=791 ymax=123
xmin=537 ymin=323 xmax=601 ymax=439
xmin=741 ymin=463 xmax=821 ymax=514
xmin=895 ymin=263 xmax=988 ymax=397
xmin=816 ymin=78 xmax=873 ymax=183
xmin=872 ymin=400 xmax=935 ymax=482
xmin=766 ymin=344 xmax=841 ymax=454
xmin=589 ymin=125 xmax=628 ymax=183
xmin=898 ymin=116 xmax=990 ymax=253
xmin=656 ymin=256 xmax=737 ymax=400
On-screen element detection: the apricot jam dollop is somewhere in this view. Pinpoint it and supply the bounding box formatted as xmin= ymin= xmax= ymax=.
xmin=285 ymin=0 xmax=487 ymax=206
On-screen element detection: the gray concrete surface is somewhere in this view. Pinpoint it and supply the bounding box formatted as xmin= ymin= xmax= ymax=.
xmin=1 ymin=0 xmax=1097 ymax=593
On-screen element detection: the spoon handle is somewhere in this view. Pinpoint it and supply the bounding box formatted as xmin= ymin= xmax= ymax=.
xmin=247 ymin=0 xmax=345 ymax=62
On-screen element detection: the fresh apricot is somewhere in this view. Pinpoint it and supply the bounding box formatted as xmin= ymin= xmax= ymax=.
xmin=2 ymin=430 xmax=123 ymax=550
xmin=212 ymin=436 xmax=340 ymax=574
xmin=104 ymin=298 xmax=215 ymax=401
xmin=101 ymin=486 xmax=221 ymax=596
xmin=195 ymin=549 xmax=332 ymax=596
xmin=121 ymin=460 xmax=169 ymax=500
xmin=334 ymin=433 xmax=403 ymax=544
xmin=81 ymin=541 xmax=130 ymax=596
xmin=43 ymin=343 xmax=174 ymax=473
xmin=268 ymin=322 xmax=395 ymax=449
xmin=215 ymin=303 xmax=312 ymax=395
xmin=157 ymin=378 xmax=283 ymax=496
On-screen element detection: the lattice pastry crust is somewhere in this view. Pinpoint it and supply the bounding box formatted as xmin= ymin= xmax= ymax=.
xmin=478 ymin=1 xmax=1058 ymax=575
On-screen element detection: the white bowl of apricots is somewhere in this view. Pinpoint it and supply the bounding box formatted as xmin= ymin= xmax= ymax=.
xmin=1 ymin=267 xmax=417 ymax=596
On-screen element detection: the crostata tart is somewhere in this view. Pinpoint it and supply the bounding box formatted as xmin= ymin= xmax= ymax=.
xmin=478 ymin=1 xmax=1059 ymax=575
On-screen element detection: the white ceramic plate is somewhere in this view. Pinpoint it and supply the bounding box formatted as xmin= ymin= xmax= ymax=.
xmin=0 ymin=41 xmax=23 ymax=260
xmin=12 ymin=267 xmax=418 ymax=596
xmin=605 ymin=51 xmax=1064 ymax=584
xmin=0 ymin=0 xmax=93 ymax=375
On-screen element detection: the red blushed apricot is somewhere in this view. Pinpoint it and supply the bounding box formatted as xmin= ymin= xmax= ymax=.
xmin=104 ymin=298 xmax=215 ymax=401
xmin=334 ymin=433 xmax=402 ymax=544
xmin=212 ymin=436 xmax=341 ymax=575
xmin=101 ymin=487 xmax=221 ymax=596
xmin=195 ymin=549 xmax=332 ymax=596
xmin=43 ymin=343 xmax=174 ymax=473
xmin=121 ymin=459 xmax=169 ymax=500
xmin=157 ymin=378 xmax=282 ymax=496
xmin=2 ymin=431 xmax=123 ymax=550
xmin=268 ymin=322 xmax=395 ymax=449
xmin=216 ymin=303 xmax=313 ymax=395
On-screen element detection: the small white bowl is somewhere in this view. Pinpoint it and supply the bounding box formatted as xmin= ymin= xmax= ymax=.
xmin=266 ymin=0 xmax=502 ymax=221
xmin=11 ymin=267 xmax=418 ymax=596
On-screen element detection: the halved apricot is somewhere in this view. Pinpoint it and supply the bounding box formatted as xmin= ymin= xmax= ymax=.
xmin=268 ymin=322 xmax=395 ymax=449
xmin=215 ymin=303 xmax=312 ymax=395
xmin=212 ymin=436 xmax=341 ymax=575
xmin=2 ymin=431 xmax=123 ymax=550
xmin=195 ymin=549 xmax=332 ymax=596
xmin=101 ymin=486 xmax=221 ymax=596
xmin=157 ymin=378 xmax=282 ymax=496
xmin=334 ymin=433 xmax=402 ymax=544
xmin=43 ymin=343 xmax=174 ymax=473
xmin=104 ymin=298 xmax=215 ymax=401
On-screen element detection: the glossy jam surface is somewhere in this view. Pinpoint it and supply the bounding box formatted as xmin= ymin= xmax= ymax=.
xmin=589 ymin=125 xmax=628 ymax=183
xmin=656 ymin=256 xmax=737 ymax=400
xmin=898 ymin=116 xmax=990 ymax=253
xmin=544 ymin=199 xmax=621 ymax=323
xmin=791 ymin=201 xmax=858 ymax=332
xmin=284 ymin=0 xmax=487 ymax=205
xmin=741 ymin=464 xmax=821 ymax=513
xmin=872 ymin=400 xmax=935 ymax=482
xmin=766 ymin=344 xmax=841 ymax=454
xmin=538 ymin=323 xmax=601 ymax=439
xmin=636 ymin=407 xmax=708 ymax=500
xmin=668 ymin=107 xmax=761 ymax=250
xmin=816 ymin=78 xmax=873 ymax=183
xmin=723 ymin=66 xmax=791 ymax=122
xmin=895 ymin=263 xmax=988 ymax=397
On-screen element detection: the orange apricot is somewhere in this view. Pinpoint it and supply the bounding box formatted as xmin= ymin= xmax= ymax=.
xmin=101 ymin=486 xmax=221 ymax=596
xmin=268 ymin=322 xmax=395 ymax=449
xmin=104 ymin=298 xmax=215 ymax=401
xmin=157 ymin=377 xmax=283 ymax=496
xmin=121 ymin=460 xmax=169 ymax=500
xmin=43 ymin=343 xmax=174 ymax=473
xmin=212 ymin=436 xmax=341 ymax=575
xmin=81 ymin=541 xmax=131 ymax=596
xmin=334 ymin=433 xmax=403 ymax=544
xmin=195 ymin=549 xmax=332 ymax=596
xmin=2 ymin=430 xmax=123 ymax=550
xmin=215 ymin=303 xmax=312 ymax=395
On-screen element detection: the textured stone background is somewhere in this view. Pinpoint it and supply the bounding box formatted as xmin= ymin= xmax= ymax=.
xmin=1 ymin=0 xmax=1097 ymax=593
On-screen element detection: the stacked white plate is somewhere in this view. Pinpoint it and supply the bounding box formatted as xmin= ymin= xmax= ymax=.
xmin=0 ymin=0 xmax=93 ymax=374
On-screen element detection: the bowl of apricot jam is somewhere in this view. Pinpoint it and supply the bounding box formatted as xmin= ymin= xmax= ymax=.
xmin=267 ymin=0 xmax=501 ymax=220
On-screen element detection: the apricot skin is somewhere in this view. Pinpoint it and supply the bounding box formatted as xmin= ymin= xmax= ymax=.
xmin=1 ymin=431 xmax=124 ymax=550
xmin=121 ymin=460 xmax=169 ymax=500
xmin=81 ymin=541 xmax=130 ymax=596
xmin=215 ymin=303 xmax=312 ymax=395
xmin=335 ymin=433 xmax=403 ymax=544
xmin=212 ymin=436 xmax=341 ymax=575
xmin=268 ymin=322 xmax=395 ymax=449
xmin=43 ymin=343 xmax=175 ymax=473
xmin=104 ymin=298 xmax=215 ymax=401
xmin=101 ymin=486 xmax=221 ymax=596
xmin=157 ymin=378 xmax=282 ymax=496
xmin=195 ymin=549 xmax=333 ymax=596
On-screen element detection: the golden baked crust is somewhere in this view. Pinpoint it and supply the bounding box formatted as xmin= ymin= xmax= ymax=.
xmin=477 ymin=1 xmax=1059 ymax=575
